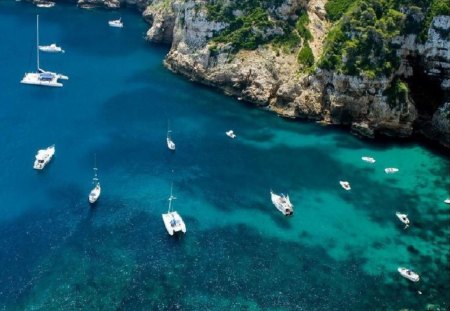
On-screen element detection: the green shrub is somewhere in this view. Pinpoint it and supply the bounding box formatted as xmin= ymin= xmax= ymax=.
xmin=296 ymin=11 xmax=312 ymax=41
xmin=325 ymin=0 xmax=355 ymax=21
xmin=298 ymin=43 xmax=314 ymax=67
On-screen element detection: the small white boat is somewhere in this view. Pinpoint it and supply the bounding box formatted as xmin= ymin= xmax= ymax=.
xmin=270 ymin=190 xmax=293 ymax=216
xmin=398 ymin=267 xmax=420 ymax=282
xmin=385 ymin=167 xmax=399 ymax=174
xmin=444 ymin=198 xmax=450 ymax=204
xmin=339 ymin=181 xmax=351 ymax=191
xmin=226 ymin=130 xmax=236 ymax=139
xmin=33 ymin=145 xmax=55 ymax=170
xmin=361 ymin=156 xmax=376 ymax=163
xmin=108 ymin=18 xmax=123 ymax=28
xmin=88 ymin=156 xmax=101 ymax=204
xmin=162 ymin=184 xmax=186 ymax=236
xmin=36 ymin=1 xmax=55 ymax=8
xmin=167 ymin=122 xmax=176 ymax=151
xmin=39 ymin=43 xmax=64 ymax=53
xmin=396 ymin=212 xmax=410 ymax=229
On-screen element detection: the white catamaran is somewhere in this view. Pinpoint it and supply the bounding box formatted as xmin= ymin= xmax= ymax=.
xmin=21 ymin=15 xmax=68 ymax=87
xmin=89 ymin=156 xmax=101 ymax=204
xmin=162 ymin=184 xmax=186 ymax=236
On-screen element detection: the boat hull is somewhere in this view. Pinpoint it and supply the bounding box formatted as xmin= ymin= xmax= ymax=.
xmin=33 ymin=145 xmax=55 ymax=169
xmin=89 ymin=185 xmax=101 ymax=204
xmin=21 ymin=73 xmax=63 ymax=87
xmin=162 ymin=212 xmax=186 ymax=235
xmin=398 ymin=267 xmax=420 ymax=282
xmin=270 ymin=191 xmax=293 ymax=216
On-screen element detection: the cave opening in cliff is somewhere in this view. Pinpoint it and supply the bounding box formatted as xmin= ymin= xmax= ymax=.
xmin=405 ymin=57 xmax=446 ymax=117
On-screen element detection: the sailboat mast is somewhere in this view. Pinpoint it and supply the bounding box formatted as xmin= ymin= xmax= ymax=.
xmin=168 ymin=183 xmax=174 ymax=212
xmin=36 ymin=15 xmax=40 ymax=71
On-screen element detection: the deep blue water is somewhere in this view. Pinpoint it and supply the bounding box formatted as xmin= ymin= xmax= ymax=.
xmin=0 ymin=2 xmax=449 ymax=310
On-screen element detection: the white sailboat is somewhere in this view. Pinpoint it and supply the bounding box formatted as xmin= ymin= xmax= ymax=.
xmin=108 ymin=18 xmax=123 ymax=28
xmin=33 ymin=144 xmax=55 ymax=170
xmin=88 ymin=156 xmax=101 ymax=204
xmin=270 ymin=190 xmax=293 ymax=216
xmin=162 ymin=184 xmax=186 ymax=236
xmin=167 ymin=122 xmax=176 ymax=151
xmin=21 ymin=15 xmax=68 ymax=87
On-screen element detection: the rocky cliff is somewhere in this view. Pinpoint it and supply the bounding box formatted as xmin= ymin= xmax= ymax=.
xmin=154 ymin=0 xmax=449 ymax=148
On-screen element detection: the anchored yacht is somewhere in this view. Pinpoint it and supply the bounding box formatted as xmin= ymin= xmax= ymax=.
xmin=396 ymin=212 xmax=410 ymax=229
xmin=339 ymin=181 xmax=351 ymax=191
xmin=361 ymin=156 xmax=376 ymax=163
xmin=398 ymin=267 xmax=420 ymax=282
xmin=270 ymin=190 xmax=293 ymax=216
xmin=385 ymin=167 xmax=399 ymax=174
xmin=162 ymin=184 xmax=186 ymax=236
xmin=167 ymin=122 xmax=176 ymax=151
xmin=33 ymin=145 xmax=55 ymax=170
xmin=39 ymin=43 xmax=64 ymax=53
xmin=88 ymin=156 xmax=101 ymax=204
xmin=226 ymin=130 xmax=236 ymax=139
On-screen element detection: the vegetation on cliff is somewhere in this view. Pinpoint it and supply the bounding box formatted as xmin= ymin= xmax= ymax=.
xmin=205 ymin=0 xmax=448 ymax=77
xmin=320 ymin=0 xmax=450 ymax=77
xmin=206 ymin=0 xmax=311 ymax=55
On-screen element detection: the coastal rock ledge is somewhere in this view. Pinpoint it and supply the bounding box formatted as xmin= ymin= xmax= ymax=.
xmin=159 ymin=1 xmax=449 ymax=149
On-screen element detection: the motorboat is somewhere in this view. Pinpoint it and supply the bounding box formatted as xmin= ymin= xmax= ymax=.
xmin=21 ymin=15 xmax=68 ymax=87
xmin=395 ymin=212 xmax=410 ymax=229
xmin=398 ymin=267 xmax=420 ymax=282
xmin=108 ymin=18 xmax=123 ymax=28
xmin=162 ymin=184 xmax=186 ymax=235
xmin=385 ymin=167 xmax=399 ymax=174
xmin=33 ymin=145 xmax=55 ymax=170
xmin=36 ymin=1 xmax=55 ymax=8
xmin=167 ymin=135 xmax=176 ymax=151
xmin=339 ymin=181 xmax=351 ymax=191
xmin=444 ymin=198 xmax=450 ymax=204
xmin=88 ymin=156 xmax=101 ymax=204
xmin=361 ymin=156 xmax=376 ymax=163
xmin=167 ymin=122 xmax=176 ymax=151
xmin=226 ymin=130 xmax=236 ymax=139
xmin=39 ymin=43 xmax=64 ymax=53
xmin=270 ymin=190 xmax=293 ymax=216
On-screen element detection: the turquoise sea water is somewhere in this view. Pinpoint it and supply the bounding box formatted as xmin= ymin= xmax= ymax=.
xmin=0 ymin=2 xmax=449 ymax=310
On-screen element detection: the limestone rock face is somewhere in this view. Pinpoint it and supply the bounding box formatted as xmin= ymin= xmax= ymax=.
xmin=423 ymin=16 xmax=450 ymax=90
xmin=162 ymin=4 xmax=449 ymax=148
xmin=143 ymin=1 xmax=176 ymax=44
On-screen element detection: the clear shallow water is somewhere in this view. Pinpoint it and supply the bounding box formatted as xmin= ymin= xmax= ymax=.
xmin=0 ymin=2 xmax=449 ymax=310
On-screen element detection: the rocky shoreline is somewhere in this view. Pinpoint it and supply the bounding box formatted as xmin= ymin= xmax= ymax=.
xmin=33 ymin=0 xmax=450 ymax=149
